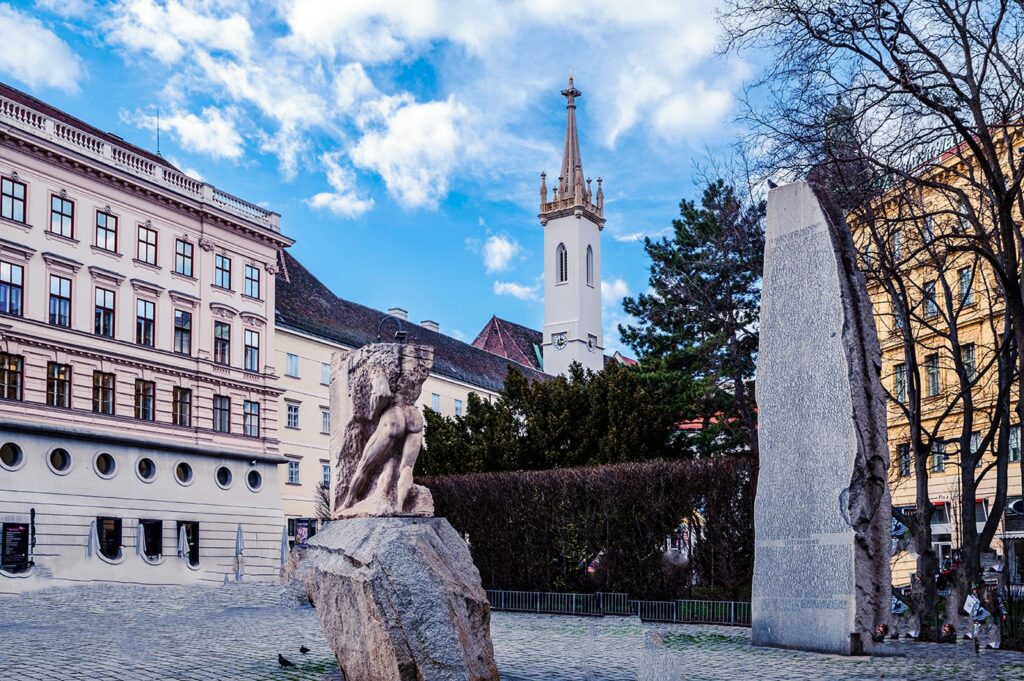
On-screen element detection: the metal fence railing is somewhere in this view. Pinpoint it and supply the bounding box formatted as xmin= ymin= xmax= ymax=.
xmin=485 ymin=589 xmax=751 ymax=626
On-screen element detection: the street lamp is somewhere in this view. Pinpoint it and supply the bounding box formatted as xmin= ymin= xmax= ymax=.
xmin=376 ymin=315 xmax=407 ymax=343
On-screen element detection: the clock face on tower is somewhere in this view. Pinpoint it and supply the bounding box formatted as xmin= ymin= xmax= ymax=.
xmin=553 ymin=333 xmax=568 ymax=350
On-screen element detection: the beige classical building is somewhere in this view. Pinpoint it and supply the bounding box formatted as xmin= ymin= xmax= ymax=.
xmin=0 ymin=83 xmax=293 ymax=592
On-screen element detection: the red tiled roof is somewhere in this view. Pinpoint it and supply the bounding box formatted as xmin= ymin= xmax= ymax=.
xmin=471 ymin=316 xmax=544 ymax=371
xmin=275 ymin=252 xmax=549 ymax=393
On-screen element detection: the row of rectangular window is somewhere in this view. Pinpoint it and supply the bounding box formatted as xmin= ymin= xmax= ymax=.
xmin=921 ymin=269 xmax=974 ymax=319
xmin=284 ymin=402 xmax=330 ymax=433
xmin=892 ymin=345 xmax=976 ymax=403
xmin=283 ymin=353 xmax=331 ymax=385
xmin=0 ymin=260 xmax=261 ymax=370
xmin=0 ymin=353 xmax=260 ymax=435
xmin=285 ymin=461 xmax=333 ymax=488
xmin=1 ymin=175 xmax=262 ymax=297
xmin=896 ymin=426 xmax=1022 ymax=477
xmin=96 ymin=517 xmax=199 ymax=565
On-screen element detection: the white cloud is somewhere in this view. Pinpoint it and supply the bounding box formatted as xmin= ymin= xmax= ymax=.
xmin=601 ymin=277 xmax=635 ymax=354
xmin=166 ymin=157 xmax=204 ymax=181
xmin=333 ymin=62 xmax=377 ymax=113
xmin=306 ymin=152 xmax=374 ymax=219
xmin=351 ymin=96 xmax=467 ymax=209
xmin=611 ymin=227 xmax=672 ymax=243
xmin=651 ymin=83 xmax=733 ymax=140
xmin=131 ymin=106 xmax=244 ymax=159
xmin=601 ymin=278 xmax=630 ymax=306
xmin=0 ymin=5 xmax=83 ymax=92
xmin=105 ymin=0 xmax=253 ymax=64
xmin=35 ymin=0 xmax=93 ymax=19
xmin=482 ymin=234 xmax=521 ymax=273
xmin=493 ymin=280 xmax=540 ymax=302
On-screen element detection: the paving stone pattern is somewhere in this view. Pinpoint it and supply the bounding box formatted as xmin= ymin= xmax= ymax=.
xmin=1 ymin=584 xmax=1023 ymax=680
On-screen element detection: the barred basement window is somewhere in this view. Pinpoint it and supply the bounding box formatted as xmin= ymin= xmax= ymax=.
xmin=49 ymin=195 xmax=74 ymax=238
xmin=92 ymin=372 xmax=115 ymax=415
xmin=0 ymin=353 xmax=23 ymax=401
xmin=173 ymin=387 xmax=192 ymax=427
xmin=46 ymin=362 xmax=71 ymax=408
xmin=134 ymin=379 xmax=155 ymax=421
xmin=0 ymin=261 xmax=23 ymax=316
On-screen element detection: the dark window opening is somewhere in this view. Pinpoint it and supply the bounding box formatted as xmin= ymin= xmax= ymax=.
xmin=96 ymin=516 xmax=122 ymax=560
xmin=139 ymin=519 xmax=162 ymax=559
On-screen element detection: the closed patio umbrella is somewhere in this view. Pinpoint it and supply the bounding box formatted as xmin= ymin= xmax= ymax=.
xmin=87 ymin=519 xmax=99 ymax=558
xmin=135 ymin=522 xmax=146 ymax=558
xmin=177 ymin=524 xmax=189 ymax=560
xmin=280 ymin=525 xmax=289 ymax=568
xmin=234 ymin=524 xmax=245 ymax=582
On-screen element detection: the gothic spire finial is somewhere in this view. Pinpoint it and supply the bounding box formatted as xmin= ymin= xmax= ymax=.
xmin=559 ymin=75 xmax=583 ymax=199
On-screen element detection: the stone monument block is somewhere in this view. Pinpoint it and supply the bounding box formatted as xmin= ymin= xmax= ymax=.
xmin=300 ymin=517 xmax=499 ymax=681
xmin=752 ymin=181 xmax=891 ymax=655
xmin=297 ymin=342 xmax=499 ymax=680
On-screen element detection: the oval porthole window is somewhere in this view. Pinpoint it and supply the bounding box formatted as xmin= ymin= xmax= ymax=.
xmin=95 ymin=452 xmax=116 ymax=478
xmin=175 ymin=462 xmax=194 ymax=486
xmin=136 ymin=457 xmax=156 ymax=482
xmin=215 ymin=466 xmax=232 ymax=489
xmin=48 ymin=448 xmax=71 ymax=474
xmin=246 ymin=469 xmax=263 ymax=492
xmin=0 ymin=442 xmax=24 ymax=470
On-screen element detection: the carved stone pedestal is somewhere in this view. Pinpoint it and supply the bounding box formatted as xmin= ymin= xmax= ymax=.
xmin=298 ymin=517 xmax=499 ymax=681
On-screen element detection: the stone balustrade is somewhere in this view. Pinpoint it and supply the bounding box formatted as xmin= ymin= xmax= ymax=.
xmin=0 ymin=94 xmax=280 ymax=232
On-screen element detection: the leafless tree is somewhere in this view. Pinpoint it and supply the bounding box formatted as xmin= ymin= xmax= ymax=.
xmin=722 ymin=0 xmax=1024 ymax=633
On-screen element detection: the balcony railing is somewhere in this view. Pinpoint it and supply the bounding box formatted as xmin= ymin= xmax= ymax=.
xmin=0 ymin=94 xmax=280 ymax=232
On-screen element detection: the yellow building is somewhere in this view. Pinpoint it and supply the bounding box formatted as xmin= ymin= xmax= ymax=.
xmin=852 ymin=175 xmax=1023 ymax=588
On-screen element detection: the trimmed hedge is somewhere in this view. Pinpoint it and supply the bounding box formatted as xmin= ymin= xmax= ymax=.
xmin=421 ymin=457 xmax=753 ymax=601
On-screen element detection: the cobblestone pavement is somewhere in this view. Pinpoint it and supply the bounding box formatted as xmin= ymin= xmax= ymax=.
xmin=2 ymin=583 xmax=1024 ymax=680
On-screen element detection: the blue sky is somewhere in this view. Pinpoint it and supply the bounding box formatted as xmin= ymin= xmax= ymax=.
xmin=1 ymin=0 xmax=749 ymax=352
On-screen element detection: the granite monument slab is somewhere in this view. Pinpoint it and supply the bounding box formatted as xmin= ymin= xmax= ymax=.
xmin=752 ymin=181 xmax=892 ymax=655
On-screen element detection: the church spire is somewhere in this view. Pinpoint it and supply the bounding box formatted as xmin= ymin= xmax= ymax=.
xmin=539 ymin=74 xmax=604 ymax=228
xmin=558 ymin=74 xmax=583 ymax=198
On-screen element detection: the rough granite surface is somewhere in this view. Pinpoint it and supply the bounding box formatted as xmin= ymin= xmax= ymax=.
xmin=752 ymin=181 xmax=892 ymax=655
xmin=298 ymin=516 xmax=499 ymax=681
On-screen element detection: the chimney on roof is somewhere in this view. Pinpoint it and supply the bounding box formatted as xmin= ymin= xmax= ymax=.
xmin=420 ymin=320 xmax=440 ymax=332
xmin=387 ymin=307 xmax=409 ymax=321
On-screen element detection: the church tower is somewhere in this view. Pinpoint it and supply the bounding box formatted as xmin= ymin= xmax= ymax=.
xmin=539 ymin=76 xmax=605 ymax=375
